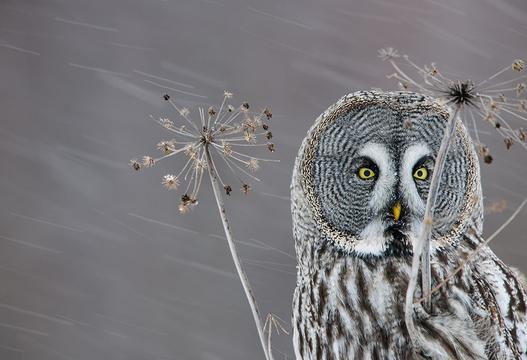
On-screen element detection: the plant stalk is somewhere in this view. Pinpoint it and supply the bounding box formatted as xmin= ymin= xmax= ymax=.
xmin=415 ymin=196 xmax=527 ymax=305
xmin=405 ymin=105 xmax=460 ymax=349
xmin=204 ymin=145 xmax=271 ymax=360
xmin=267 ymin=318 xmax=273 ymax=360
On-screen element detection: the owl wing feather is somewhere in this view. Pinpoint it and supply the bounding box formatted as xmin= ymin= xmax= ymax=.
xmin=470 ymin=248 xmax=527 ymax=359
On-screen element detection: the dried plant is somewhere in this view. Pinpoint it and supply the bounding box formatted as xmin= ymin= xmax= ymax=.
xmin=264 ymin=313 xmax=289 ymax=360
xmin=130 ymin=91 xmax=277 ymax=213
xmin=130 ymin=91 xmax=278 ymax=360
xmin=379 ymin=48 xmax=526 ymax=349
xmin=415 ymin=197 xmax=527 ymax=305
xmin=379 ymin=47 xmax=526 ymax=161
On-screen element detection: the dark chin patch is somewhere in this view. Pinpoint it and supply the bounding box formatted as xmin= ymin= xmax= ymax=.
xmin=383 ymin=226 xmax=413 ymax=257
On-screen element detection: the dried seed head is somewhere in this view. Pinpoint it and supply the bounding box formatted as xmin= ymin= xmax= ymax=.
xmin=264 ymin=108 xmax=273 ymax=119
xmin=241 ymin=183 xmax=251 ymax=194
xmin=504 ymin=138 xmax=513 ymax=150
xmin=381 ymin=50 xmax=527 ymax=158
xmin=162 ymin=174 xmax=179 ymax=190
xmin=517 ymin=83 xmax=526 ymax=97
xmin=194 ymin=159 xmax=207 ymax=170
xmin=132 ymin=91 xmax=277 ymax=212
xmin=445 ymin=80 xmax=476 ymax=106
xmin=267 ymin=143 xmax=275 ymax=152
xmin=484 ymin=154 xmax=493 ymax=164
xmin=512 ymin=59 xmax=525 ymax=72
xmin=142 ymin=156 xmax=155 ymax=167
xmin=163 ymin=94 xmax=170 ymax=101
xmin=160 ymin=118 xmax=174 ymax=129
xmin=157 ymin=141 xmax=174 ymax=154
xmin=266 ymin=131 xmax=273 ymax=140
xmin=425 ymin=63 xmax=439 ymax=77
xmin=477 ymin=144 xmax=490 ymax=157
xmin=179 ymin=194 xmax=198 ymax=213
xmin=246 ymin=158 xmax=260 ymax=172
xmin=489 ymin=100 xmax=499 ymax=111
xmin=130 ymin=159 xmax=141 ymax=171
xmin=223 ymin=143 xmax=233 ymax=156
xmin=244 ymin=131 xmax=256 ymax=143
xmin=242 ymin=118 xmax=257 ymax=132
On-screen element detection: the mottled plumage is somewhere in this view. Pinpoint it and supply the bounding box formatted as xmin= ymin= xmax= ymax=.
xmin=291 ymin=91 xmax=527 ymax=359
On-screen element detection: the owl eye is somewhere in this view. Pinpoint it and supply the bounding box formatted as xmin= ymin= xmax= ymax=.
xmin=413 ymin=167 xmax=429 ymax=180
xmin=358 ymin=167 xmax=376 ymax=180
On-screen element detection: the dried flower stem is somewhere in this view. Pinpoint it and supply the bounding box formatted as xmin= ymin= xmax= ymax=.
xmin=416 ymin=196 xmax=527 ymax=305
xmin=264 ymin=313 xmax=288 ymax=360
xmin=267 ymin=327 xmax=272 ymax=360
xmin=405 ymin=104 xmax=460 ymax=350
xmin=204 ymin=145 xmax=271 ymax=360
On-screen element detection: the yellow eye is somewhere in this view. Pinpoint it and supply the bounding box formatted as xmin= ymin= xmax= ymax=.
xmin=358 ymin=167 xmax=376 ymax=180
xmin=413 ymin=167 xmax=429 ymax=180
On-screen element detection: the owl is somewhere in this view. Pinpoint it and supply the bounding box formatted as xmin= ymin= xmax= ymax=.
xmin=291 ymin=91 xmax=527 ymax=359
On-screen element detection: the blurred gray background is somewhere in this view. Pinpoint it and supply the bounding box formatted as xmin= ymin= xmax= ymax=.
xmin=0 ymin=0 xmax=526 ymax=358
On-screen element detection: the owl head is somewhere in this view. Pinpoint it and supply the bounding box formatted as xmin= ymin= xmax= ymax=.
xmin=291 ymin=91 xmax=482 ymax=260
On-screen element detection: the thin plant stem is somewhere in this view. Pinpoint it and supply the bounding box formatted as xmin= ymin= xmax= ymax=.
xmin=416 ymin=196 xmax=527 ymax=305
xmin=425 ymin=104 xmax=460 ymax=310
xmin=405 ymin=104 xmax=460 ymax=351
xmin=264 ymin=313 xmax=288 ymax=360
xmin=267 ymin=317 xmax=273 ymax=360
xmin=204 ymin=145 xmax=271 ymax=360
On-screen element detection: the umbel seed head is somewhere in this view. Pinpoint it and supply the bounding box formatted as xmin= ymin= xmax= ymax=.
xmin=379 ymin=48 xmax=527 ymax=160
xmin=130 ymin=91 xmax=279 ymax=214
xmin=512 ymin=59 xmax=525 ymax=72
xmin=447 ymin=81 xmax=475 ymax=106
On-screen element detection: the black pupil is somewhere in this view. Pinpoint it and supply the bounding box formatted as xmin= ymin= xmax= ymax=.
xmin=417 ymin=170 xmax=423 ymax=177
xmin=365 ymin=169 xmax=372 ymax=177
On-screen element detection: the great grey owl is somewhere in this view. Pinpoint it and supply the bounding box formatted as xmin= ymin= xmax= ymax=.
xmin=291 ymin=91 xmax=527 ymax=359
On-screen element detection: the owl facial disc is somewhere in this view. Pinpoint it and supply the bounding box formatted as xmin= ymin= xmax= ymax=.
xmin=296 ymin=91 xmax=481 ymax=258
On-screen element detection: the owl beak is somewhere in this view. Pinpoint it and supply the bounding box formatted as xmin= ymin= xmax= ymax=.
xmin=392 ymin=202 xmax=402 ymax=222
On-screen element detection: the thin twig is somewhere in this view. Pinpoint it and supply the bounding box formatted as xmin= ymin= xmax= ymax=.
xmin=416 ymin=196 xmax=527 ymax=304
xmin=204 ymin=145 xmax=271 ymax=360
